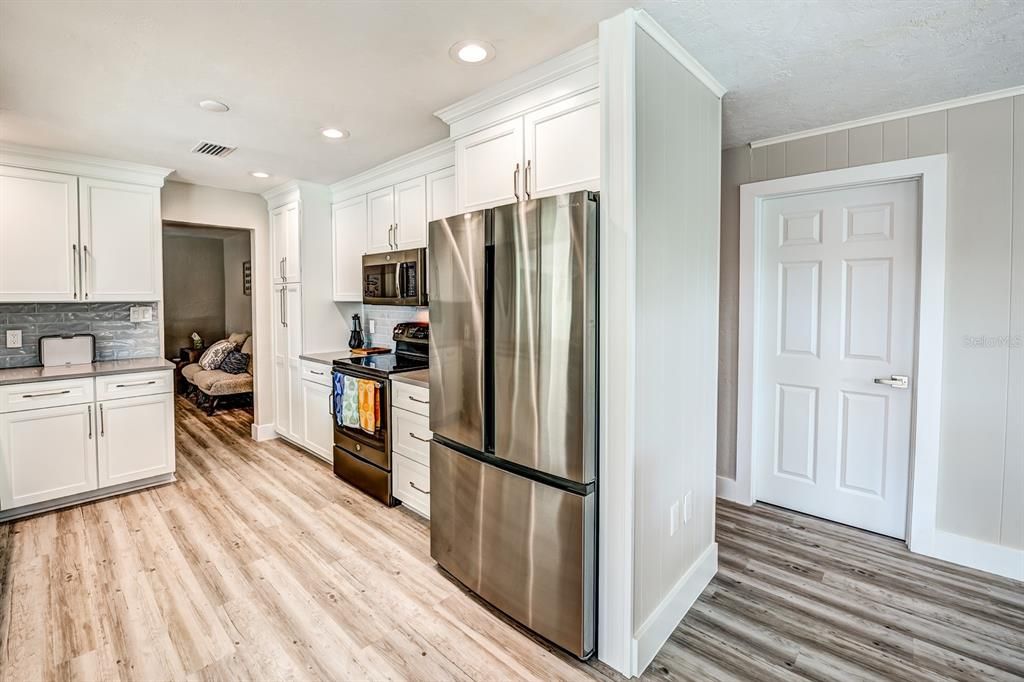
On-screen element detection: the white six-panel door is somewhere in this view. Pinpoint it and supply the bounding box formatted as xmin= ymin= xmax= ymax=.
xmin=756 ymin=180 xmax=919 ymax=538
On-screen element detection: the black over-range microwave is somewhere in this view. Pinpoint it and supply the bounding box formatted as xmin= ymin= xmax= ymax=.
xmin=362 ymin=248 xmax=427 ymax=306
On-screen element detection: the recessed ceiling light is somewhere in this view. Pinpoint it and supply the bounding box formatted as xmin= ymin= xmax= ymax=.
xmin=449 ymin=40 xmax=495 ymax=64
xmin=250 ymin=171 xmax=270 ymax=179
xmin=321 ymin=128 xmax=350 ymax=139
xmin=198 ymin=99 xmax=230 ymax=113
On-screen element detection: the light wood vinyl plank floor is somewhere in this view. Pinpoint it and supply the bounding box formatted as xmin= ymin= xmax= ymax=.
xmin=1 ymin=396 xmax=1021 ymax=681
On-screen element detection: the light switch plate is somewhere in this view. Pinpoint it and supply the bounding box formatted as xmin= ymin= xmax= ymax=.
xmin=683 ymin=491 xmax=693 ymax=524
xmin=129 ymin=306 xmax=153 ymax=323
xmin=669 ymin=501 xmax=679 ymax=536
xmin=6 ymin=329 xmax=22 ymax=348
xmin=368 ymin=319 xmax=376 ymax=334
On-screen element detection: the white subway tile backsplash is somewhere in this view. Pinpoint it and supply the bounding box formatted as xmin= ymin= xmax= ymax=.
xmin=362 ymin=305 xmax=428 ymax=349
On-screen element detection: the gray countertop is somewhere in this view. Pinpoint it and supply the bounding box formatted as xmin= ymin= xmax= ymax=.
xmin=0 ymin=357 xmax=174 ymax=386
xmin=391 ymin=368 xmax=429 ymax=389
xmin=299 ymin=350 xmax=352 ymax=365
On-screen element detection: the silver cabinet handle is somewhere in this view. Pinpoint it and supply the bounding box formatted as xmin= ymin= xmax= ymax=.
xmin=115 ymin=380 xmax=157 ymax=388
xmin=310 ymin=370 xmax=324 ymax=376
xmin=393 ymin=222 xmax=398 ymax=249
xmin=83 ymin=244 xmax=90 ymax=299
xmin=513 ymin=163 xmax=520 ymax=201
xmin=282 ymin=288 xmax=288 ymax=328
xmin=88 ymin=405 xmax=93 ymax=439
xmin=279 ymin=257 xmax=286 ymax=280
xmin=407 ymin=395 xmax=428 ymax=404
xmin=99 ymin=404 xmax=105 ymax=437
xmin=22 ymin=389 xmax=72 ymax=399
xmin=409 ymin=432 xmax=431 ymax=443
xmin=72 ymin=244 xmax=79 ymax=299
xmin=282 ymin=256 xmax=288 ymax=282
xmin=874 ymin=375 xmax=909 ymax=389
xmin=409 ymin=481 xmax=430 ymax=495
xmin=524 ymin=159 xmax=532 ymax=199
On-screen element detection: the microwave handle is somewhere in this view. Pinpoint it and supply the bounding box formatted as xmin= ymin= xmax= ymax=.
xmin=396 ymin=262 xmax=403 ymax=298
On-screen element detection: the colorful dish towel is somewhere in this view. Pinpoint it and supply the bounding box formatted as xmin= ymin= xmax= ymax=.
xmin=342 ymin=376 xmax=360 ymax=429
xmin=357 ymin=379 xmax=379 ymax=434
xmin=332 ymin=372 xmax=345 ymax=427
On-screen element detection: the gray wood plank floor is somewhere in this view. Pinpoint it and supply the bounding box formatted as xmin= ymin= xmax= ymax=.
xmin=1 ymin=396 xmax=1020 ymax=681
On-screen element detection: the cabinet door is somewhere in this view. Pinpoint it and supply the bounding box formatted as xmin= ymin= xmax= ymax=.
xmin=0 ymin=167 xmax=79 ymax=302
xmin=366 ymin=186 xmax=395 ymax=254
xmin=97 ymin=393 xmax=174 ymax=487
xmin=0 ymin=403 xmax=97 ymax=509
xmin=455 ymin=118 xmax=523 ymax=212
xmin=301 ymin=379 xmax=333 ymax=461
xmin=79 ymin=178 xmax=161 ymax=301
xmin=271 ymin=201 xmax=301 ymax=283
xmin=332 ymin=195 xmax=367 ymax=301
xmin=272 ymin=283 xmax=302 ymax=441
xmin=523 ymin=90 xmax=600 ymax=199
xmin=426 ymin=166 xmax=457 ymax=223
xmin=394 ymin=176 xmax=427 ymax=250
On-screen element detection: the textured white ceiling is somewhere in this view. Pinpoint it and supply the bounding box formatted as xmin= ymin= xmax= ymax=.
xmin=1 ymin=1 xmax=1021 ymax=193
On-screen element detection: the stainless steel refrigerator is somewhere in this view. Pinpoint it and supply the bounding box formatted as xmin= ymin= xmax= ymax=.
xmin=428 ymin=191 xmax=597 ymax=659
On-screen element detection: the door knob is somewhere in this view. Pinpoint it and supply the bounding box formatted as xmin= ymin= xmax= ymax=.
xmin=874 ymin=375 xmax=909 ymax=389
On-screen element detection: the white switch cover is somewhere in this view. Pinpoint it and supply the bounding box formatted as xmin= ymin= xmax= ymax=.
xmin=129 ymin=306 xmax=153 ymax=323
xmin=683 ymin=491 xmax=693 ymax=524
xmin=368 ymin=319 xmax=376 ymax=334
xmin=6 ymin=329 xmax=22 ymax=348
xmin=669 ymin=501 xmax=679 ymax=536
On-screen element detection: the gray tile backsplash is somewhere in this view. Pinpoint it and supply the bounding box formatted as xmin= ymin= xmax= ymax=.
xmin=363 ymin=304 xmax=428 ymax=349
xmin=0 ymin=302 xmax=160 ymax=368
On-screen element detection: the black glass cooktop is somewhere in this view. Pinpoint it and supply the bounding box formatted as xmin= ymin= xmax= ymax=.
xmin=333 ymin=353 xmax=427 ymax=377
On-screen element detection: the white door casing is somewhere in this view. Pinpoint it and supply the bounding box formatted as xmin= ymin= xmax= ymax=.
xmin=756 ymin=180 xmax=919 ymax=538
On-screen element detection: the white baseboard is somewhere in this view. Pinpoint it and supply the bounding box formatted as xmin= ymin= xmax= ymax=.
xmin=251 ymin=422 xmax=278 ymax=441
xmin=923 ymin=530 xmax=1024 ymax=581
xmin=716 ymin=475 xmax=751 ymax=504
xmin=631 ymin=542 xmax=718 ymax=676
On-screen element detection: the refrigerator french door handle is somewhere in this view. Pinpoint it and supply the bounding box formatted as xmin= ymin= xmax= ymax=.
xmin=513 ymin=163 xmax=520 ymax=201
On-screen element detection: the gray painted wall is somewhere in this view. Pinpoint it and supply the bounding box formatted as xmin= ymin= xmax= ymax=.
xmin=0 ymin=302 xmax=160 ymax=367
xmin=719 ymin=94 xmax=1023 ymax=550
xmin=162 ymin=234 xmax=226 ymax=358
xmin=223 ymin=232 xmax=252 ymax=336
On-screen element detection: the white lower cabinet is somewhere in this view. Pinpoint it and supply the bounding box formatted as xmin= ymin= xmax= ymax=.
xmin=300 ymin=377 xmax=334 ymax=462
xmin=97 ymin=393 xmax=175 ymax=487
xmin=391 ymin=379 xmax=430 ymax=518
xmin=0 ymin=403 xmax=97 ymax=508
xmin=0 ymin=369 xmax=175 ymax=514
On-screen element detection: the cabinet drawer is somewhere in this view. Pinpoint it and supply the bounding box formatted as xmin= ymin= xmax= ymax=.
xmin=300 ymin=361 xmax=332 ymax=387
xmin=393 ymin=453 xmax=430 ymax=518
xmin=392 ymin=407 xmax=431 ymax=466
xmin=95 ymin=370 xmax=172 ymax=401
xmin=0 ymin=378 xmax=95 ymax=413
xmin=392 ymin=381 xmax=429 ymax=417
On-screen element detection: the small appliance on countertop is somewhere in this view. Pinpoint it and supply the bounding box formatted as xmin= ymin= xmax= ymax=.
xmin=39 ymin=333 xmax=96 ymax=367
xmin=331 ymin=322 xmax=429 ymax=505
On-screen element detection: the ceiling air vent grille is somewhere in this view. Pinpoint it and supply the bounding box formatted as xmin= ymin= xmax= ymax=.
xmin=191 ymin=140 xmax=236 ymax=157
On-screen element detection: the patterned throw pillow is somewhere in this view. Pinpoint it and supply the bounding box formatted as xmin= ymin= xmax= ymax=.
xmin=198 ymin=339 xmax=235 ymax=370
xmin=219 ymin=351 xmax=250 ymax=375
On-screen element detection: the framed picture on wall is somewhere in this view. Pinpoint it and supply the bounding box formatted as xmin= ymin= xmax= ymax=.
xmin=243 ymin=260 xmax=252 ymax=296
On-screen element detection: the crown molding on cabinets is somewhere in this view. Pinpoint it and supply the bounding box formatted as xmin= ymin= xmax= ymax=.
xmin=261 ymin=179 xmax=331 ymax=208
xmin=328 ymin=138 xmax=455 ymax=203
xmin=749 ymin=84 xmax=1024 ymax=148
xmin=0 ymin=143 xmax=173 ymax=187
xmin=437 ymin=40 xmax=600 ymax=140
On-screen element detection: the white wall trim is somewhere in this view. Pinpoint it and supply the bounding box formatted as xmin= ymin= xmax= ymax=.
xmin=434 ymin=40 xmax=598 ymax=127
xmin=926 ymin=531 xmax=1024 ymax=581
xmin=716 ymin=474 xmax=749 ymax=504
xmin=632 ymin=10 xmax=727 ymax=98
xmin=251 ymin=422 xmax=278 ymax=441
xmin=328 ymin=138 xmax=455 ymax=201
xmin=749 ymin=85 xmax=1024 ymax=148
xmin=737 ymin=155 xmax=948 ymax=555
xmin=632 ymin=543 xmax=718 ymax=676
xmin=0 ymin=142 xmax=173 ymax=187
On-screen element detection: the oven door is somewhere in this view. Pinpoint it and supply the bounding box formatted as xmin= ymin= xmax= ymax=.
xmin=362 ymin=248 xmax=427 ymax=306
xmin=332 ymin=368 xmax=390 ymax=469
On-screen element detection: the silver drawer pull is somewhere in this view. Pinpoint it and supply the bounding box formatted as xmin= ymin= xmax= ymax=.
xmin=409 ymin=481 xmax=430 ymax=496
xmin=310 ymin=370 xmax=324 ymax=376
xmin=409 ymin=432 xmax=431 ymax=443
xmin=22 ymin=389 xmax=72 ymax=398
xmin=407 ymin=395 xmax=428 ymax=404
xmin=115 ymin=380 xmax=158 ymax=388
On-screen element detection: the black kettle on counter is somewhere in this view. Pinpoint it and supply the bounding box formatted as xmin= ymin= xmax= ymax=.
xmin=348 ymin=314 xmax=364 ymax=349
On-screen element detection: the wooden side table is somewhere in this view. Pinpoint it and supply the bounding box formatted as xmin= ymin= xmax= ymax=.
xmin=174 ymin=347 xmax=203 ymax=394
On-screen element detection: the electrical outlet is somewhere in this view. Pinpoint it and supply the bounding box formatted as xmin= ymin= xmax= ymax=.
xmin=5 ymin=329 xmax=22 ymax=348
xmin=129 ymin=306 xmax=153 ymax=323
xmin=683 ymin=491 xmax=693 ymax=524
xmin=368 ymin=319 xmax=376 ymax=334
xmin=669 ymin=501 xmax=679 ymax=536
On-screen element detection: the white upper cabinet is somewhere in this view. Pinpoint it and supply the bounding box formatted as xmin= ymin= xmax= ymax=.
xmin=79 ymin=178 xmax=161 ymax=301
xmin=0 ymin=167 xmax=80 ymax=302
xmin=394 ymin=176 xmax=427 ymax=249
xmin=426 ymin=167 xmax=457 ymax=222
xmin=271 ymin=201 xmax=301 ymax=283
xmin=456 ymin=118 xmax=524 ymax=212
xmin=332 ymin=195 xmax=367 ymax=301
xmin=367 ymin=186 xmax=396 ymax=253
xmin=523 ymin=90 xmax=600 ymax=200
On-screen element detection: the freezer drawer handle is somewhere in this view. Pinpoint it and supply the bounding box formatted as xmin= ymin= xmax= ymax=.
xmin=407 ymin=395 xmax=428 ymax=404
xmin=408 ymin=432 xmax=431 ymax=443
xmin=22 ymin=389 xmax=72 ymax=399
xmin=409 ymin=481 xmax=430 ymax=495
